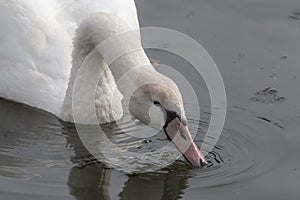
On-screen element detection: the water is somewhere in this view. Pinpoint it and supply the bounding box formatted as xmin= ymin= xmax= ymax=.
xmin=0 ymin=98 xmax=287 ymax=199
xmin=1 ymin=0 xmax=300 ymax=199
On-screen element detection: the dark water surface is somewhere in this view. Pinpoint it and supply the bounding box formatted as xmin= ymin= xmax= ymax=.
xmin=1 ymin=0 xmax=300 ymax=199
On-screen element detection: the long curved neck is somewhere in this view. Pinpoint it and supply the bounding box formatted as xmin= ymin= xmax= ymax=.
xmin=61 ymin=13 xmax=153 ymax=123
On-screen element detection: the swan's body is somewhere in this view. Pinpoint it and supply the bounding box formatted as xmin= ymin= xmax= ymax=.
xmin=0 ymin=0 xmax=138 ymax=117
xmin=0 ymin=0 xmax=207 ymax=166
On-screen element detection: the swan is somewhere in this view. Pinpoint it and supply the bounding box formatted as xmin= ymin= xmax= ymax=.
xmin=0 ymin=0 xmax=206 ymax=166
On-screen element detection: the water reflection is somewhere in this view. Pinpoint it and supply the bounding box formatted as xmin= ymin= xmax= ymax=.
xmin=68 ymin=164 xmax=111 ymax=200
xmin=119 ymin=166 xmax=190 ymax=200
xmin=0 ymin=98 xmax=193 ymax=199
xmin=61 ymin=121 xmax=191 ymax=200
xmin=0 ymin=97 xmax=287 ymax=199
xmin=62 ymin=122 xmax=111 ymax=199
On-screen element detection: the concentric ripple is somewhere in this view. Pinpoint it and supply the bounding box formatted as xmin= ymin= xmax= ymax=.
xmin=0 ymin=98 xmax=287 ymax=190
xmin=185 ymin=108 xmax=286 ymax=188
xmin=71 ymin=107 xmax=286 ymax=183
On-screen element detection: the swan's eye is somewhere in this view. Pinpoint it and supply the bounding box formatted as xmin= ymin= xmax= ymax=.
xmin=153 ymin=101 xmax=161 ymax=106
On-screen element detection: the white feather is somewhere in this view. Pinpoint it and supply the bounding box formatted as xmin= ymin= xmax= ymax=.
xmin=0 ymin=0 xmax=139 ymax=118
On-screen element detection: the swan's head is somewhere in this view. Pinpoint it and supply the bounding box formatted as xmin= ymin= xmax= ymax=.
xmin=129 ymin=72 xmax=207 ymax=167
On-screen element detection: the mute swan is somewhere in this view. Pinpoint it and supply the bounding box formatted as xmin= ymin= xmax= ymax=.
xmin=0 ymin=0 xmax=206 ymax=166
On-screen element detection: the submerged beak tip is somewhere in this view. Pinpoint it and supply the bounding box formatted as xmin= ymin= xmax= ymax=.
xmin=199 ymin=158 xmax=208 ymax=167
xmin=185 ymin=154 xmax=207 ymax=167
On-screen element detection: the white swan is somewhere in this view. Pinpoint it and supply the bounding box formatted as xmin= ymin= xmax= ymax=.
xmin=0 ymin=0 xmax=206 ymax=166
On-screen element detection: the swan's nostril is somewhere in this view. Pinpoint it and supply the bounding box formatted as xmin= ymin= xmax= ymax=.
xmin=179 ymin=128 xmax=187 ymax=141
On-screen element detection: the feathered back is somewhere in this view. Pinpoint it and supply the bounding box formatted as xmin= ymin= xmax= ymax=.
xmin=0 ymin=0 xmax=139 ymax=115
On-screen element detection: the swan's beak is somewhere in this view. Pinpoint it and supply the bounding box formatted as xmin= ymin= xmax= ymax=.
xmin=164 ymin=116 xmax=207 ymax=167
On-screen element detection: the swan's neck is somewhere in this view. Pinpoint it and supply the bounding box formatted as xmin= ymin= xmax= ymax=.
xmin=61 ymin=13 xmax=152 ymax=124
